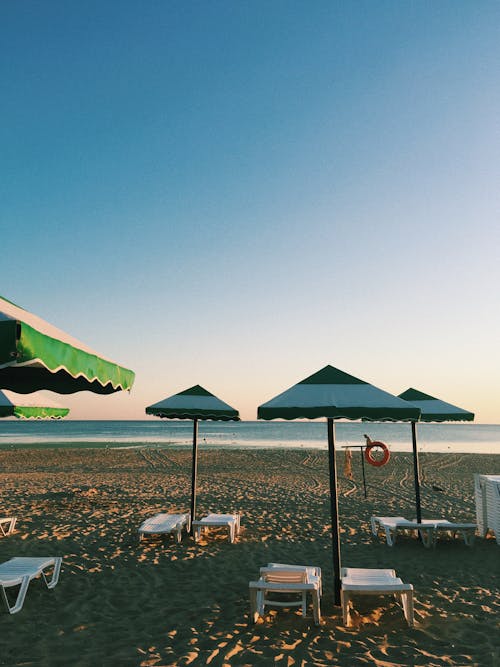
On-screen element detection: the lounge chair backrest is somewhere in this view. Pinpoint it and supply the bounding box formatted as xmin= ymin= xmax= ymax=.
xmin=260 ymin=567 xmax=308 ymax=584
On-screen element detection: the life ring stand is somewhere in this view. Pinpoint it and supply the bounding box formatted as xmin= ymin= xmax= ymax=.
xmin=363 ymin=434 xmax=390 ymax=467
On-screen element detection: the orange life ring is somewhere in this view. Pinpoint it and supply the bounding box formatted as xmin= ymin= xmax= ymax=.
xmin=364 ymin=441 xmax=390 ymax=467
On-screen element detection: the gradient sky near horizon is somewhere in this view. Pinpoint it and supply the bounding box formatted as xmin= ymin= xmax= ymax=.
xmin=2 ymin=1 xmax=499 ymax=422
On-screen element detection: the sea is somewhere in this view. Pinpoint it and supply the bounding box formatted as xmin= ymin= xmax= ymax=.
xmin=0 ymin=420 xmax=499 ymax=454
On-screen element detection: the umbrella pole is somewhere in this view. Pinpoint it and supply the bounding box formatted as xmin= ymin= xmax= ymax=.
xmin=360 ymin=446 xmax=368 ymax=499
xmin=327 ymin=418 xmax=342 ymax=606
xmin=190 ymin=418 xmax=199 ymax=533
xmin=411 ymin=421 xmax=422 ymax=523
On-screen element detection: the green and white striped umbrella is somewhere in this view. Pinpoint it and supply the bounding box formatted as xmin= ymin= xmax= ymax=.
xmin=258 ymin=365 xmax=421 ymax=421
xmin=146 ymin=385 xmax=239 ymax=421
xmin=0 ymin=296 xmax=135 ymax=394
xmin=398 ymin=388 xmax=474 ymax=422
xmin=146 ymin=385 xmax=240 ymax=526
xmin=0 ymin=390 xmax=69 ymax=420
xmin=398 ymin=388 xmax=474 ymax=524
xmin=258 ymin=365 xmax=421 ymax=606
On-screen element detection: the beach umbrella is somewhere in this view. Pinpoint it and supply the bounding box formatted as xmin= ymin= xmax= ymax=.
xmin=145 ymin=385 xmax=240 ymax=527
xmin=398 ymin=388 xmax=474 ymax=523
xmin=0 ymin=389 xmax=69 ymax=419
xmin=258 ymin=365 xmax=420 ymax=605
xmin=0 ymin=296 xmax=135 ymax=394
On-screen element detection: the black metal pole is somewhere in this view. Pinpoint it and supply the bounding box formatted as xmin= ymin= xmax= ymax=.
xmin=327 ymin=418 xmax=342 ymax=606
xmin=411 ymin=421 xmax=422 ymax=523
xmin=190 ymin=418 xmax=199 ymax=533
xmin=360 ymin=447 xmax=367 ymax=498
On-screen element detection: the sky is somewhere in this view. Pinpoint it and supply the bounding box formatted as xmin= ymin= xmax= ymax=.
xmin=1 ymin=1 xmax=499 ymax=422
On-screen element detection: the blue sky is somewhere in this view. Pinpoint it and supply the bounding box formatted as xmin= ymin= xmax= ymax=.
xmin=1 ymin=1 xmax=499 ymax=421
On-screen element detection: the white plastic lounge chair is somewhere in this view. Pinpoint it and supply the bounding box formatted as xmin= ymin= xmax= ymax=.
xmin=371 ymin=516 xmax=476 ymax=547
xmin=0 ymin=557 xmax=62 ymax=614
xmin=192 ymin=513 xmax=241 ymax=543
xmin=0 ymin=517 xmax=17 ymax=537
xmin=138 ymin=513 xmax=190 ymax=543
xmin=371 ymin=516 xmax=435 ymax=547
xmin=341 ymin=567 xmax=414 ymax=627
xmin=249 ymin=564 xmax=322 ymax=626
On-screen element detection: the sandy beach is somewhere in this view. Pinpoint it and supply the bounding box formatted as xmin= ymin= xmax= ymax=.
xmin=0 ymin=448 xmax=498 ymax=666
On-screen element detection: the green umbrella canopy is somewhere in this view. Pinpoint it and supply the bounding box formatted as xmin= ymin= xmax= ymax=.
xmin=0 ymin=389 xmax=69 ymax=420
xmin=0 ymin=296 xmax=135 ymax=394
xmin=398 ymin=388 xmax=474 ymax=422
xmin=146 ymin=385 xmax=240 ymax=421
xmin=258 ymin=365 xmax=421 ymax=421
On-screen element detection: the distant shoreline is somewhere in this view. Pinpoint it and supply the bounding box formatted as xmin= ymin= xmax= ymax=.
xmin=1 ymin=420 xmax=500 ymax=453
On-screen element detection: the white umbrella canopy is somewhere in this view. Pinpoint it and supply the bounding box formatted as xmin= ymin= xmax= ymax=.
xmin=0 ymin=296 xmax=135 ymax=394
xmin=0 ymin=389 xmax=69 ymax=419
xmin=146 ymin=385 xmax=240 ymax=526
xmin=258 ymin=365 xmax=421 ymax=605
xmin=398 ymin=388 xmax=474 ymax=523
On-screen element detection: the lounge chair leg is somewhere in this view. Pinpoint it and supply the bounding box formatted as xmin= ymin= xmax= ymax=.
xmin=0 ymin=585 xmax=9 ymax=612
xmin=385 ymin=527 xmax=395 ymax=546
xmin=419 ymin=529 xmax=433 ymax=548
xmin=462 ymin=530 xmax=475 ymax=547
xmin=41 ymin=557 xmax=62 ymax=589
xmin=341 ymin=591 xmax=351 ymax=626
xmin=401 ymin=591 xmax=414 ymax=627
xmin=249 ymin=587 xmax=259 ymax=623
xmin=256 ymin=590 xmax=265 ymax=616
xmin=301 ymin=592 xmax=306 ymax=617
xmin=0 ymin=518 xmax=16 ymax=537
xmin=1 ymin=575 xmax=30 ymax=614
xmin=312 ymin=592 xmax=321 ymax=625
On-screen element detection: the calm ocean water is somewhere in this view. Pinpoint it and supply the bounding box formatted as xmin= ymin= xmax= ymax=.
xmin=0 ymin=420 xmax=499 ymax=454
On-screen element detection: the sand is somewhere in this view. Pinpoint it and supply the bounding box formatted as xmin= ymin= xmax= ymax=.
xmin=0 ymin=448 xmax=498 ymax=667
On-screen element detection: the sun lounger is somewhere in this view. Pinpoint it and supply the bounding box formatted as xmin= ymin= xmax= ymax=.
xmin=341 ymin=567 xmax=414 ymax=627
xmin=0 ymin=517 xmax=17 ymax=537
xmin=138 ymin=513 xmax=190 ymax=543
xmin=249 ymin=564 xmax=322 ymax=625
xmin=192 ymin=513 xmax=241 ymax=543
xmin=0 ymin=557 xmax=62 ymax=614
xmin=371 ymin=516 xmax=435 ymax=547
xmin=371 ymin=516 xmax=476 ymax=547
